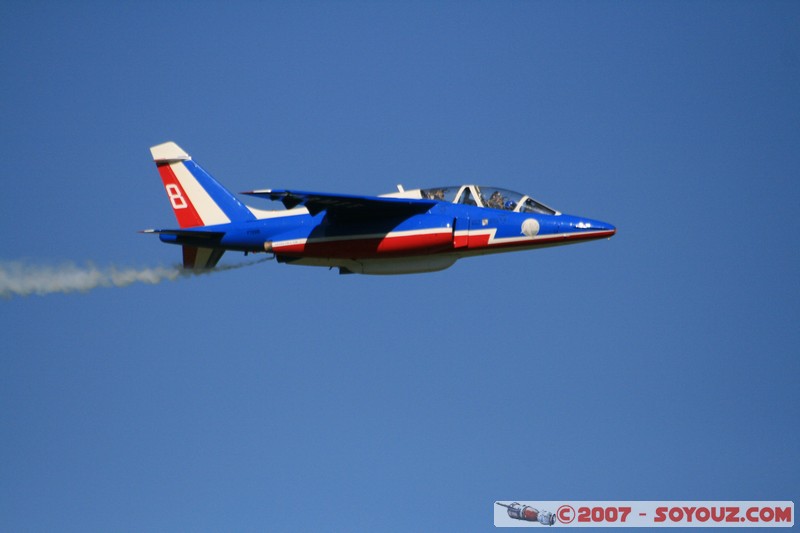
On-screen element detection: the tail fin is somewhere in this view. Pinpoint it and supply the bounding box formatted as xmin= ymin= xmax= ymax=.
xmin=150 ymin=141 xmax=255 ymax=228
xmin=149 ymin=142 xmax=255 ymax=270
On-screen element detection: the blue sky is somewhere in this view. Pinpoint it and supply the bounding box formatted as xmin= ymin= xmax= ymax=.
xmin=1 ymin=1 xmax=798 ymax=530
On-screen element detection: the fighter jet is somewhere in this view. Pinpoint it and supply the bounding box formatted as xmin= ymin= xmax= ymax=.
xmin=144 ymin=142 xmax=615 ymax=274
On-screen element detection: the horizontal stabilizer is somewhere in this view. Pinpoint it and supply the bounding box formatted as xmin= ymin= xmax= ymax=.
xmin=243 ymin=189 xmax=436 ymax=220
xmin=141 ymin=229 xmax=225 ymax=239
xmin=142 ymin=228 xmax=225 ymax=251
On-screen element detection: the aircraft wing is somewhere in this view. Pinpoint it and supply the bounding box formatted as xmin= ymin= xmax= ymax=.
xmin=242 ymin=189 xmax=437 ymax=220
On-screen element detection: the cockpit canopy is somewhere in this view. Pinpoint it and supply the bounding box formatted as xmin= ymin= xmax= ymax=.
xmin=417 ymin=185 xmax=558 ymax=215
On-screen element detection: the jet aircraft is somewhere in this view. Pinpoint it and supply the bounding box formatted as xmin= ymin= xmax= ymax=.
xmin=144 ymin=142 xmax=615 ymax=274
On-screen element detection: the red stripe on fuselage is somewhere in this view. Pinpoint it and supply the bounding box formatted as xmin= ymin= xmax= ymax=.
xmin=157 ymin=162 xmax=204 ymax=228
xmin=467 ymin=229 xmax=615 ymax=250
xmin=274 ymin=230 xmax=454 ymax=258
xmin=453 ymin=233 xmax=469 ymax=248
xmin=273 ymin=228 xmax=614 ymax=259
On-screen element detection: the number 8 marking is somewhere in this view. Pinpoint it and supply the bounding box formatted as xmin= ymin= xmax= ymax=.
xmin=165 ymin=184 xmax=188 ymax=209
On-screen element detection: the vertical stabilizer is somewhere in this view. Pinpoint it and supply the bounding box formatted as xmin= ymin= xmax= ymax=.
xmin=149 ymin=141 xmax=256 ymax=269
xmin=150 ymin=142 xmax=255 ymax=228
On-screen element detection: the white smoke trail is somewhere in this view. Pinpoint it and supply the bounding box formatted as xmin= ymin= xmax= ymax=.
xmin=0 ymin=259 xmax=269 ymax=298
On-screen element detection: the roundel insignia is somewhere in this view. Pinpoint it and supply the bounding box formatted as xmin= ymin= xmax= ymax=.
xmin=521 ymin=218 xmax=540 ymax=236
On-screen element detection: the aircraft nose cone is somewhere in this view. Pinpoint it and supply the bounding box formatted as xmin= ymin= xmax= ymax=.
xmin=571 ymin=217 xmax=616 ymax=235
xmin=597 ymin=220 xmax=616 ymax=235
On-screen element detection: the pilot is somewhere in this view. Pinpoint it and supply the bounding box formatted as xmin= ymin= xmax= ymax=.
xmin=422 ymin=188 xmax=445 ymax=200
xmin=488 ymin=191 xmax=504 ymax=209
xmin=504 ymin=200 xmax=517 ymax=211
